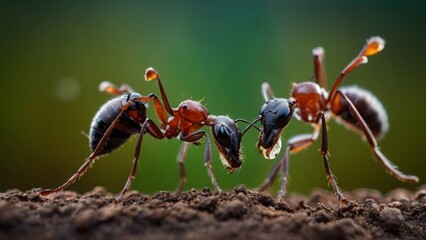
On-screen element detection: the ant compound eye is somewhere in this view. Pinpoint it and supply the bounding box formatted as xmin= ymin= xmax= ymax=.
xmin=182 ymin=104 xmax=188 ymax=110
xmin=213 ymin=124 xmax=231 ymax=146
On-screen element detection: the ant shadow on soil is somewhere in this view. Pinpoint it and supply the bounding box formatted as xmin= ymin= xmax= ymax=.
xmin=1 ymin=185 xmax=425 ymax=240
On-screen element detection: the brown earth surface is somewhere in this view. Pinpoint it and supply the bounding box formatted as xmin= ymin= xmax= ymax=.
xmin=1 ymin=185 xmax=425 ymax=240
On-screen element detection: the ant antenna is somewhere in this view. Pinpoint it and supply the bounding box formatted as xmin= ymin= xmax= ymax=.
xmin=237 ymin=117 xmax=262 ymax=136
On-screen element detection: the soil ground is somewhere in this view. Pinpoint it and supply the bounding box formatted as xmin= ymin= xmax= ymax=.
xmin=1 ymin=185 xmax=425 ymax=240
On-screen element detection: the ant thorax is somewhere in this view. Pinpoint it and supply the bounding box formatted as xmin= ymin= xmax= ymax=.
xmin=292 ymin=82 xmax=327 ymax=122
xmin=164 ymin=100 xmax=209 ymax=139
xmin=177 ymin=100 xmax=209 ymax=123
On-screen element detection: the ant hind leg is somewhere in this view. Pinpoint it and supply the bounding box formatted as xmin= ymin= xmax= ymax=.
xmin=336 ymin=91 xmax=418 ymax=183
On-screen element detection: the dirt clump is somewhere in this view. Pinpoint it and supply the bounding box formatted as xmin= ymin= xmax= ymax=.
xmin=0 ymin=185 xmax=425 ymax=240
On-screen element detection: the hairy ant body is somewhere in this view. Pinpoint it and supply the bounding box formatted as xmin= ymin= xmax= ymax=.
xmin=40 ymin=68 xmax=246 ymax=199
xmin=248 ymin=37 xmax=419 ymax=203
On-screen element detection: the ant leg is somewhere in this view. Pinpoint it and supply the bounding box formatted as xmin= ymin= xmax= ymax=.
xmin=117 ymin=118 xmax=165 ymax=200
xmin=336 ymin=91 xmax=419 ymax=183
xmin=204 ymin=136 xmax=222 ymax=193
xmin=180 ymin=131 xmax=223 ymax=194
xmin=144 ymin=68 xmax=174 ymax=115
xmin=99 ymin=81 xmax=134 ymax=95
xmin=327 ymin=37 xmax=385 ymax=104
xmin=176 ymin=142 xmax=190 ymax=193
xmin=261 ymin=82 xmax=276 ymax=102
xmin=258 ymin=126 xmax=320 ymax=193
xmin=39 ymin=157 xmax=96 ymax=196
xmin=316 ymin=111 xmax=348 ymax=204
xmin=140 ymin=93 xmax=170 ymax=124
xmin=40 ymin=98 xmax=141 ymax=196
xmin=313 ymin=47 xmax=327 ymax=88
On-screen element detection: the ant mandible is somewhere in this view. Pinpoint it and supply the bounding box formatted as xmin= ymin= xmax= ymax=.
xmin=40 ymin=68 xmax=246 ymax=199
xmin=247 ymin=36 xmax=419 ymax=204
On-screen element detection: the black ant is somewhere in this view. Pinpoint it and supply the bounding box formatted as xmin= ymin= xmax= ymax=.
xmin=40 ymin=68 xmax=249 ymax=199
xmin=246 ymin=36 xmax=419 ymax=204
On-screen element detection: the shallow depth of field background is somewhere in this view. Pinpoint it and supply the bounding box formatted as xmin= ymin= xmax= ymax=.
xmin=1 ymin=1 xmax=425 ymax=196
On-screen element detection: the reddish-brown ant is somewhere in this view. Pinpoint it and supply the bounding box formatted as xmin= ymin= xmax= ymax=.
xmin=40 ymin=68 xmax=248 ymax=199
xmin=246 ymin=36 xmax=419 ymax=203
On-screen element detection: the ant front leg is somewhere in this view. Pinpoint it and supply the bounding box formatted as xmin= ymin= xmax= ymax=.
xmin=180 ymin=131 xmax=223 ymax=194
xmin=258 ymin=125 xmax=320 ymax=196
xmin=117 ymin=118 xmax=165 ymax=200
xmin=336 ymin=91 xmax=419 ymax=183
xmin=316 ymin=111 xmax=348 ymax=204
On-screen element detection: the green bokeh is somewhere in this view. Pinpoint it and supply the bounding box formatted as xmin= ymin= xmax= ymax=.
xmin=1 ymin=1 xmax=425 ymax=196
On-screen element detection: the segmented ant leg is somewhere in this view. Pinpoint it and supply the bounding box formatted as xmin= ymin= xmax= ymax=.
xmin=261 ymin=82 xmax=276 ymax=102
xmin=39 ymin=99 xmax=141 ymax=196
xmin=258 ymin=126 xmax=321 ymax=193
xmin=117 ymin=118 xmax=165 ymax=200
xmin=180 ymin=131 xmax=223 ymax=194
xmin=144 ymin=93 xmax=170 ymax=124
xmin=38 ymin=157 xmax=97 ymax=196
xmin=145 ymin=67 xmax=174 ymax=115
xmin=176 ymin=142 xmax=190 ymax=194
xmin=327 ymin=37 xmax=385 ymax=105
xmin=313 ymin=47 xmax=327 ymax=89
xmin=317 ymin=111 xmax=348 ymax=204
xmin=203 ymin=136 xmax=222 ymax=193
xmin=336 ymin=91 xmax=419 ymax=183
xmin=98 ymin=81 xmax=134 ymax=95
xmin=277 ymin=145 xmax=291 ymax=199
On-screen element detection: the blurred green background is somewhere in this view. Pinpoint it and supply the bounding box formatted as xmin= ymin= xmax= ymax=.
xmin=1 ymin=1 xmax=425 ymax=196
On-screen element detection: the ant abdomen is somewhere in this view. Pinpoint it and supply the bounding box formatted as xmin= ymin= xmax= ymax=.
xmin=331 ymin=86 xmax=389 ymax=140
xmin=89 ymin=93 xmax=147 ymax=154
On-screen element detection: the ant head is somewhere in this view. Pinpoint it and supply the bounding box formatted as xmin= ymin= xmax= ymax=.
xmin=177 ymin=100 xmax=209 ymax=123
xmin=257 ymin=98 xmax=294 ymax=159
xmin=211 ymin=116 xmax=243 ymax=172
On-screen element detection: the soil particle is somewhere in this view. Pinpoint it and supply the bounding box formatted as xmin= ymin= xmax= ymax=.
xmin=215 ymin=199 xmax=247 ymax=220
xmin=0 ymin=185 xmax=425 ymax=240
xmin=379 ymin=207 xmax=404 ymax=229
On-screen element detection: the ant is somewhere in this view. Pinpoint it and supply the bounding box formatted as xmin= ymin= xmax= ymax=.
xmin=40 ymin=67 xmax=248 ymax=199
xmin=246 ymin=36 xmax=419 ymax=204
